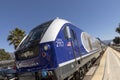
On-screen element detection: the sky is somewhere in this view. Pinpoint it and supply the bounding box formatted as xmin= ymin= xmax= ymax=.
xmin=0 ymin=0 xmax=120 ymax=52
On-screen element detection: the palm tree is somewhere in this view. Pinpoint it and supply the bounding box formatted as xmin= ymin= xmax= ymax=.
xmin=7 ymin=27 xmax=26 ymax=49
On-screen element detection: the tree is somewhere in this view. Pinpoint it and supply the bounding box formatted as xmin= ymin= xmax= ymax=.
xmin=7 ymin=27 xmax=26 ymax=49
xmin=113 ymin=37 xmax=120 ymax=44
xmin=116 ymin=24 xmax=120 ymax=34
xmin=113 ymin=23 xmax=120 ymax=45
xmin=0 ymin=49 xmax=11 ymax=61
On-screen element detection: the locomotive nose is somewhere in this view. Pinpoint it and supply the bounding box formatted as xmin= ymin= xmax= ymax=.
xmin=39 ymin=43 xmax=56 ymax=69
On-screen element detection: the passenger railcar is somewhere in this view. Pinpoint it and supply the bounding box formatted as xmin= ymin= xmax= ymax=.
xmin=15 ymin=18 xmax=102 ymax=80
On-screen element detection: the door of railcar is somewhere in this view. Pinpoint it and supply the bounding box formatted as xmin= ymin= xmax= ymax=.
xmin=65 ymin=26 xmax=81 ymax=64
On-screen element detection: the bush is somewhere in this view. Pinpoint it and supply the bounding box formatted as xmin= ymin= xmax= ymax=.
xmin=0 ymin=49 xmax=11 ymax=61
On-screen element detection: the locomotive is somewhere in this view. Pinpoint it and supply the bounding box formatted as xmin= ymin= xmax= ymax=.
xmin=15 ymin=18 xmax=102 ymax=80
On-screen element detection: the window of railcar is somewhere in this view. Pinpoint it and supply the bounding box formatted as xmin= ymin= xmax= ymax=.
xmin=88 ymin=37 xmax=93 ymax=50
xmin=63 ymin=27 xmax=68 ymax=39
xmin=63 ymin=27 xmax=77 ymax=40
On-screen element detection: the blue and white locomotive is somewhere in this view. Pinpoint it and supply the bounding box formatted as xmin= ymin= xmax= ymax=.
xmin=15 ymin=18 xmax=102 ymax=80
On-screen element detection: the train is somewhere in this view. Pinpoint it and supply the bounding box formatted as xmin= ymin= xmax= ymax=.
xmin=15 ymin=18 xmax=103 ymax=80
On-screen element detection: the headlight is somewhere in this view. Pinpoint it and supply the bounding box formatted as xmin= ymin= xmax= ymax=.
xmin=41 ymin=70 xmax=48 ymax=78
xmin=43 ymin=44 xmax=51 ymax=51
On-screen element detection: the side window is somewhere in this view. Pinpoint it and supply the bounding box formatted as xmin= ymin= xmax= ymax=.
xmin=63 ymin=27 xmax=68 ymax=39
xmin=88 ymin=37 xmax=92 ymax=50
xmin=63 ymin=26 xmax=77 ymax=40
xmin=81 ymin=32 xmax=93 ymax=52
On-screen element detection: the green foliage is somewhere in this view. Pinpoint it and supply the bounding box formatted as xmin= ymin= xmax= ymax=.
xmin=0 ymin=49 xmax=11 ymax=61
xmin=116 ymin=26 xmax=120 ymax=34
xmin=113 ymin=24 xmax=120 ymax=45
xmin=7 ymin=27 xmax=26 ymax=49
xmin=113 ymin=37 xmax=120 ymax=44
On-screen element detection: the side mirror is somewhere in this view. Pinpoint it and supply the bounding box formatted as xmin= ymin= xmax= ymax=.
xmin=65 ymin=26 xmax=71 ymax=39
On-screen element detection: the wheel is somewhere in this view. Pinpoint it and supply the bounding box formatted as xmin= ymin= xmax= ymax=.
xmin=79 ymin=68 xmax=85 ymax=80
xmin=74 ymin=71 xmax=80 ymax=80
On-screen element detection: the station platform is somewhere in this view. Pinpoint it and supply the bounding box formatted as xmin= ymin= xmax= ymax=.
xmin=92 ymin=47 xmax=120 ymax=80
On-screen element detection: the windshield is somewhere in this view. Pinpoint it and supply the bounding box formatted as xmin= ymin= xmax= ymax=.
xmin=18 ymin=20 xmax=53 ymax=49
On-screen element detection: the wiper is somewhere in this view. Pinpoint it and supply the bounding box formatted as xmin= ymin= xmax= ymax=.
xmin=28 ymin=38 xmax=40 ymax=43
xmin=25 ymin=39 xmax=40 ymax=47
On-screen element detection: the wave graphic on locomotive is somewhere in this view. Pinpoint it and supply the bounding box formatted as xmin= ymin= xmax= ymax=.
xmin=15 ymin=18 xmax=102 ymax=80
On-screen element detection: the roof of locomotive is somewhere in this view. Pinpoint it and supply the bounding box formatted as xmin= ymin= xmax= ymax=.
xmin=40 ymin=18 xmax=70 ymax=43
